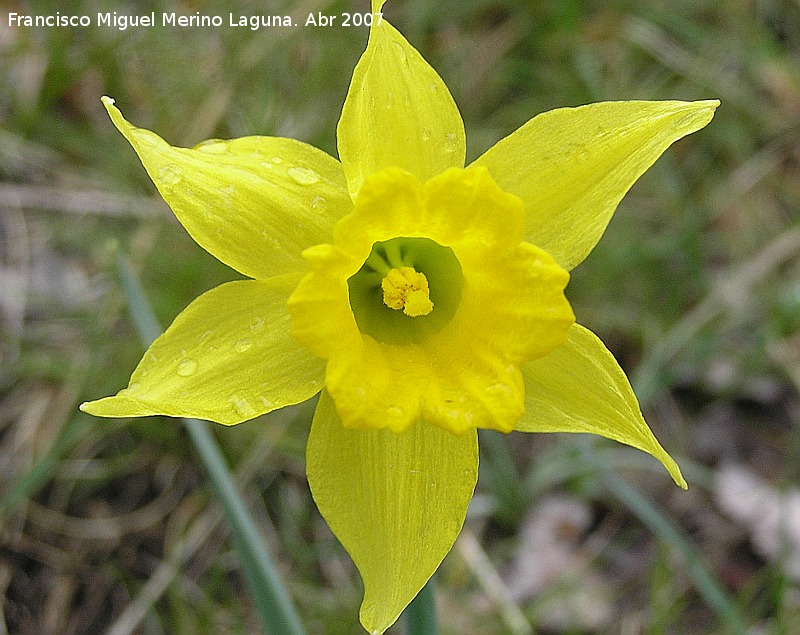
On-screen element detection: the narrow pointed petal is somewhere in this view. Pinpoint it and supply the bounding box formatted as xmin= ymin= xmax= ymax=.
xmin=307 ymin=391 xmax=478 ymax=633
xmin=102 ymin=97 xmax=351 ymax=279
xmin=517 ymin=324 xmax=686 ymax=488
xmin=471 ymin=100 xmax=719 ymax=270
xmin=80 ymin=275 xmax=324 ymax=424
xmin=336 ymin=6 xmax=466 ymax=198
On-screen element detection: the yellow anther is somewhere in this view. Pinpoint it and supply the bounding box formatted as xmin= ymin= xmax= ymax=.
xmin=381 ymin=267 xmax=434 ymax=316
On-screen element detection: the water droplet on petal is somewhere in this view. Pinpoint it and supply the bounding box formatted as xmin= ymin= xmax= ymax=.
xmin=387 ymin=406 xmax=404 ymax=420
xmin=216 ymin=184 xmax=235 ymax=209
xmin=287 ymin=166 xmax=320 ymax=185
xmin=229 ymin=394 xmax=257 ymax=417
xmin=421 ymin=127 xmax=431 ymax=141
xmin=198 ymin=330 xmax=213 ymax=344
xmin=128 ymin=382 xmax=141 ymax=391
xmin=176 ymin=358 xmax=199 ymax=376
xmin=392 ymin=40 xmax=407 ymax=60
xmin=260 ymin=161 xmax=274 ymax=169
xmin=196 ymin=139 xmax=228 ymax=154
xmin=158 ymin=164 xmax=182 ymax=186
xmin=234 ymin=337 xmax=252 ymax=353
xmin=486 ymin=383 xmax=513 ymax=398
xmin=271 ymin=156 xmax=283 ymax=165
xmin=258 ymin=396 xmax=274 ymax=409
xmin=444 ymin=132 xmax=458 ymax=153
xmin=311 ymin=196 xmax=328 ymax=212
xmin=136 ymin=130 xmax=161 ymax=148
xmin=250 ymin=317 xmax=265 ymax=330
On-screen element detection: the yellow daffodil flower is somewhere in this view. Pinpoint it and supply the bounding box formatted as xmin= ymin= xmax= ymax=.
xmin=81 ymin=1 xmax=718 ymax=631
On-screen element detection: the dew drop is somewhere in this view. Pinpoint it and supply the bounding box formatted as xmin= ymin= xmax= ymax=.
xmin=444 ymin=132 xmax=458 ymax=153
xmin=258 ymin=396 xmax=274 ymax=409
xmin=198 ymin=330 xmax=213 ymax=344
xmin=271 ymin=156 xmax=283 ymax=165
xmin=136 ymin=130 xmax=161 ymax=148
xmin=128 ymin=382 xmax=142 ymax=392
xmin=311 ymin=196 xmax=328 ymax=212
xmin=260 ymin=161 xmax=274 ymax=169
xmin=229 ymin=394 xmax=257 ymax=417
xmin=287 ymin=166 xmax=320 ymax=185
xmin=392 ymin=40 xmax=407 ymax=60
xmin=217 ymin=184 xmax=235 ymax=209
xmin=176 ymin=358 xmax=199 ymax=377
xmin=486 ymin=383 xmax=513 ymax=398
xmin=234 ymin=337 xmax=252 ymax=353
xmin=250 ymin=317 xmax=265 ymax=331
xmin=387 ymin=406 xmax=404 ymax=419
xmin=196 ymin=139 xmax=227 ymax=154
xmin=421 ymin=127 xmax=432 ymax=141
xmin=158 ymin=164 xmax=182 ymax=186
xmin=244 ymin=147 xmax=267 ymax=158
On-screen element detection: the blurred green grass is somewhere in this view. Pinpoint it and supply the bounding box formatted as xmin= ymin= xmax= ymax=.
xmin=2 ymin=0 xmax=800 ymax=633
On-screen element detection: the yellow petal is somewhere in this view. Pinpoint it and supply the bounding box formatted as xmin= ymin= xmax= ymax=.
xmin=306 ymin=391 xmax=478 ymax=634
xmin=102 ymin=97 xmax=351 ymax=279
xmin=471 ymin=100 xmax=719 ymax=270
xmin=80 ymin=274 xmax=324 ymax=424
xmin=517 ymin=323 xmax=686 ymax=488
xmin=336 ymin=12 xmax=465 ymax=199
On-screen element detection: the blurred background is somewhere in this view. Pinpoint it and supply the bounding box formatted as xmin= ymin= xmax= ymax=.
xmin=2 ymin=0 xmax=799 ymax=632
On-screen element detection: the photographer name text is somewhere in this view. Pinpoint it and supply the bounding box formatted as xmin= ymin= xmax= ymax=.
xmin=7 ymin=11 xmax=383 ymax=31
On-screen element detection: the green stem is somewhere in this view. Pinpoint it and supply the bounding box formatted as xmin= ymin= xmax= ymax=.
xmin=403 ymin=577 xmax=438 ymax=635
xmin=115 ymin=249 xmax=307 ymax=635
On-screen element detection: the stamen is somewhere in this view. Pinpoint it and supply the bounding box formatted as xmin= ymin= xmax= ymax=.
xmin=381 ymin=267 xmax=434 ymax=316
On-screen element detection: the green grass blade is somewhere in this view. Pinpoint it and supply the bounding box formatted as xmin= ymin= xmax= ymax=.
xmin=115 ymin=249 xmax=307 ymax=635
xmin=404 ymin=576 xmax=438 ymax=635
xmin=0 ymin=415 xmax=90 ymax=516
